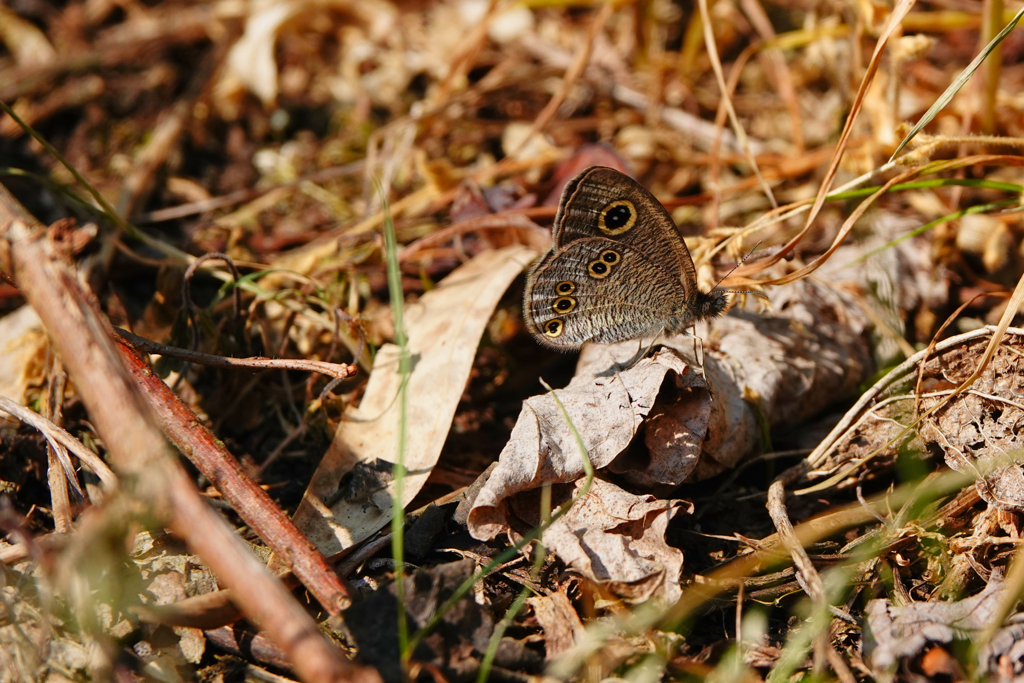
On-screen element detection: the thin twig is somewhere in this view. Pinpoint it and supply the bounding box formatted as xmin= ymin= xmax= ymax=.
xmin=116 ymin=329 xmax=357 ymax=380
xmin=44 ymin=357 xmax=77 ymax=529
xmin=767 ymin=480 xmax=829 ymax=674
xmin=181 ymin=252 xmax=243 ymax=353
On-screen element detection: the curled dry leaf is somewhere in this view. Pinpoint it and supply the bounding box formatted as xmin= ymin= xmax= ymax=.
xmin=469 ymin=277 xmax=873 ymax=600
xmin=291 ymin=245 xmax=537 ymax=558
xmin=864 ymin=571 xmax=1024 ymax=681
xmin=803 ymin=326 xmax=1024 ymax=509
xmin=508 ymin=479 xmax=691 ymax=604
xmin=467 ymin=349 xmax=702 ymax=542
xmin=597 ymin=278 xmax=874 ymax=484
xmin=527 ymin=591 xmax=585 ymax=660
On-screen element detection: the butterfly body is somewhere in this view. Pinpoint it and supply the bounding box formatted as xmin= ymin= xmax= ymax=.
xmin=524 ymin=167 xmax=726 ymax=350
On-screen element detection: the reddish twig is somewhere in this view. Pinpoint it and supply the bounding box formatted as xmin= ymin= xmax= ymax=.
xmin=204 ymin=625 xmax=293 ymax=671
xmin=114 ymin=336 xmax=354 ymax=615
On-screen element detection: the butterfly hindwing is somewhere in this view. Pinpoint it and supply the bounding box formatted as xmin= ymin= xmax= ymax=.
xmin=524 ymin=238 xmax=683 ymax=349
xmin=552 ymin=167 xmax=700 ymax=301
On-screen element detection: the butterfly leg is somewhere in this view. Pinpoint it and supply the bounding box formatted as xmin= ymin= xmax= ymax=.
xmin=618 ymin=340 xmax=647 ymax=369
xmin=688 ymin=328 xmax=708 ymax=381
xmin=617 ymin=330 xmax=666 ymax=369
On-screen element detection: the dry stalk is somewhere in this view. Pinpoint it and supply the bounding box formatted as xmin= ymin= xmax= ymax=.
xmin=0 ymin=394 xmax=117 ymax=491
xmin=44 ymin=359 xmax=74 ymax=531
xmin=767 ymin=480 xmax=834 ymax=677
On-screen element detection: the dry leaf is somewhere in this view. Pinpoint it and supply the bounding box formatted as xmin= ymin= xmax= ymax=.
xmin=290 ymin=245 xmax=537 ymax=558
xmin=508 ymin=478 xmax=691 ymax=603
xmin=467 ymin=348 xmax=701 ymax=541
xmin=576 ymin=341 xmax=727 ymax=485
xmin=865 ymin=572 xmax=1024 ymax=681
xmin=527 ymin=591 xmax=585 ymax=659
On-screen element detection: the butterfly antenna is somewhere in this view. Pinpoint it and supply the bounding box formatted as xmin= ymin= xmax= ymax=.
xmin=711 ymin=240 xmax=764 ymax=293
xmin=724 ymin=289 xmax=769 ymax=299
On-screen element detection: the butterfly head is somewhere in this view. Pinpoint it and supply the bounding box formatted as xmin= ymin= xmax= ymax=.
xmin=694 ymin=288 xmax=728 ymax=321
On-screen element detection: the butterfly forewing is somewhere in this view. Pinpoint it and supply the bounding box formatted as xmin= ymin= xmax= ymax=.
xmin=551 ymin=167 xmax=700 ymax=298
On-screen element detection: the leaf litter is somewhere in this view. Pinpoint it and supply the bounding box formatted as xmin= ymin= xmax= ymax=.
xmin=2 ymin=1 xmax=1024 ymax=682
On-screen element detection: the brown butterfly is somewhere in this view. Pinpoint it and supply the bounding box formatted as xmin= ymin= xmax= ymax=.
xmin=524 ymin=167 xmax=728 ymax=350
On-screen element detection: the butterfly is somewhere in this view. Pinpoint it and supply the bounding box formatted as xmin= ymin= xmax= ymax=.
xmin=524 ymin=166 xmax=728 ymax=350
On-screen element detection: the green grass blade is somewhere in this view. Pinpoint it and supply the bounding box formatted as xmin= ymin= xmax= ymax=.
xmin=0 ymin=99 xmax=194 ymax=262
xmin=827 ymin=177 xmax=1023 ymax=201
xmin=379 ymin=179 xmax=411 ymax=667
xmin=890 ymin=5 xmax=1024 ymax=162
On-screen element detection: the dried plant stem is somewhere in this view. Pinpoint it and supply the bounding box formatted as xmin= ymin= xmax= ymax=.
xmin=802 ymin=326 xmax=1023 ymax=474
xmin=133 ymin=161 xmax=364 ymax=224
xmin=799 ymin=267 xmax=1024 ymax=492
xmin=738 ymin=0 xmax=804 ymax=152
xmin=181 ymin=251 xmax=243 ymax=352
xmin=504 ymin=2 xmax=613 ymax=162
xmin=132 ymin=588 xmax=248 ymax=629
xmin=398 ymin=213 xmax=550 ymax=263
xmin=703 ymin=471 xmax=969 ymax=618
xmin=893 ymin=4 xmax=1023 ymax=158
xmin=767 ymin=480 xmax=853 ymax=681
xmin=0 ymin=530 xmax=69 ymax=565
xmin=0 ymin=394 xmax=116 ymax=491
xmin=744 ymin=0 xmax=915 ymax=277
xmin=697 ymin=0 xmax=776 ymax=210
xmin=43 ymin=359 xmax=79 ymax=526
xmin=0 ymin=187 xmax=377 ymax=683
xmin=758 ymin=155 xmax=1024 ymax=288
